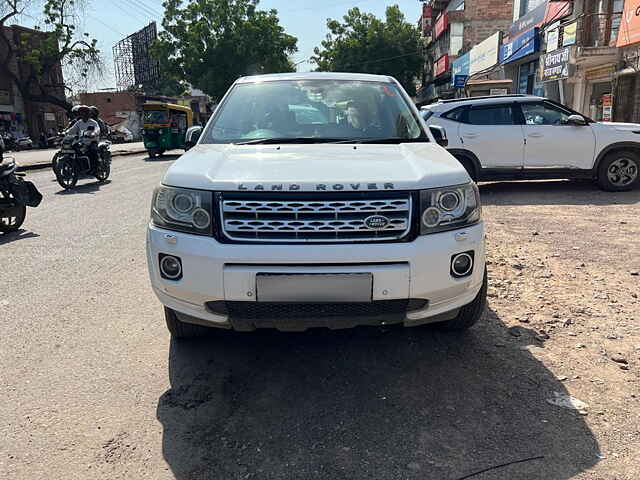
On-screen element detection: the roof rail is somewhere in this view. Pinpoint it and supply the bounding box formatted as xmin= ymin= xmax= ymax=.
xmin=439 ymin=94 xmax=534 ymax=104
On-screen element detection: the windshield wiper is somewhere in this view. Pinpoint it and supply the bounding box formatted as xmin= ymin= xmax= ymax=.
xmin=234 ymin=137 xmax=346 ymax=145
xmin=335 ymin=137 xmax=430 ymax=144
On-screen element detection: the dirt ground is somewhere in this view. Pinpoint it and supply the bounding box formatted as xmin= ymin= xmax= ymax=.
xmin=1 ymin=163 xmax=639 ymax=479
xmin=479 ymin=180 xmax=640 ymax=479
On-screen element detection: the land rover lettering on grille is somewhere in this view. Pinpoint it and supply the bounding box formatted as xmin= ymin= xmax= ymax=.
xmin=237 ymin=183 xmax=396 ymax=191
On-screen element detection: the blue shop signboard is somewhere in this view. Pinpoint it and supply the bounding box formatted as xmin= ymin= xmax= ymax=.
xmin=451 ymin=52 xmax=470 ymax=87
xmin=499 ymin=28 xmax=540 ymax=64
xmin=453 ymin=75 xmax=468 ymax=88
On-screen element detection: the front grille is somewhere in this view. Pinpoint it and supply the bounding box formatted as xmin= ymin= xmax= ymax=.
xmin=219 ymin=194 xmax=413 ymax=243
xmin=206 ymin=299 xmax=428 ymax=319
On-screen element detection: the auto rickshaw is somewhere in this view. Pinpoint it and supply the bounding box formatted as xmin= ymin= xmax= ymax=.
xmin=141 ymin=103 xmax=193 ymax=157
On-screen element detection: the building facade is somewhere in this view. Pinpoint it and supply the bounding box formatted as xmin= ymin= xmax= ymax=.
xmin=419 ymin=0 xmax=640 ymax=123
xmin=0 ymin=26 xmax=67 ymax=139
xmin=417 ymin=0 xmax=514 ymax=104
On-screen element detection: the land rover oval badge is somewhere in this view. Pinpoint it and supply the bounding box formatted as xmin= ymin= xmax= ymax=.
xmin=364 ymin=215 xmax=390 ymax=230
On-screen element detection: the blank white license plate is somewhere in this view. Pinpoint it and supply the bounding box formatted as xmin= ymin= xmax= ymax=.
xmin=256 ymin=273 xmax=373 ymax=303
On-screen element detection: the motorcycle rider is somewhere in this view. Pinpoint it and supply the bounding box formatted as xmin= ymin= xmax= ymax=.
xmin=66 ymin=105 xmax=81 ymax=130
xmin=66 ymin=105 xmax=100 ymax=170
xmin=89 ymin=106 xmax=110 ymax=140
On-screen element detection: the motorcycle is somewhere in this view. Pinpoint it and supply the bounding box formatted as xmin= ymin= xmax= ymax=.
xmin=54 ymin=126 xmax=111 ymax=190
xmin=0 ymin=155 xmax=43 ymax=233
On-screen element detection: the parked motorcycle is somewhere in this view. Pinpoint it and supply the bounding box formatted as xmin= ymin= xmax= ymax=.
xmin=1 ymin=133 xmax=33 ymax=152
xmin=54 ymin=127 xmax=111 ymax=190
xmin=0 ymin=156 xmax=43 ymax=233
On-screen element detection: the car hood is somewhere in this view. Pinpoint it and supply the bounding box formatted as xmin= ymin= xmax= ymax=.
xmin=163 ymin=143 xmax=469 ymax=192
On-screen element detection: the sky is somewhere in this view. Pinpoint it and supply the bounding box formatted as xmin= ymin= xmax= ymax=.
xmin=23 ymin=0 xmax=424 ymax=91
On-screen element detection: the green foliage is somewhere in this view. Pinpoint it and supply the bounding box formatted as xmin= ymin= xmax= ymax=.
xmin=311 ymin=5 xmax=422 ymax=96
xmin=152 ymin=0 xmax=298 ymax=101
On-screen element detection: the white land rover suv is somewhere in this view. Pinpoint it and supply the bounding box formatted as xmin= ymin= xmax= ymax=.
xmin=146 ymin=72 xmax=486 ymax=338
xmin=422 ymin=95 xmax=640 ymax=191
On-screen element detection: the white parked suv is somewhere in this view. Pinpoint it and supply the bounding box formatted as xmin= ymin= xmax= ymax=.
xmin=147 ymin=72 xmax=486 ymax=338
xmin=422 ymin=95 xmax=640 ymax=191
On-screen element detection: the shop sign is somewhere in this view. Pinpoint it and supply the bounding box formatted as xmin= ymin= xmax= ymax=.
xmin=617 ymin=0 xmax=640 ymax=47
xmin=435 ymin=54 xmax=450 ymax=77
xmin=602 ymin=94 xmax=613 ymax=121
xmin=499 ymin=28 xmax=540 ymax=63
xmin=454 ymin=75 xmax=468 ymax=88
xmin=540 ymin=46 xmax=571 ymax=81
xmin=585 ymin=64 xmax=615 ymax=80
xmin=546 ymin=27 xmax=559 ymax=52
xmin=490 ymin=88 xmax=509 ymax=95
xmin=452 ymin=52 xmax=470 ymax=81
xmin=508 ymin=0 xmax=572 ymax=37
xmin=44 ymin=112 xmax=56 ymax=121
xmin=469 ymin=31 xmax=502 ymax=74
xmin=562 ymin=22 xmax=577 ymax=46
xmin=434 ymin=12 xmax=449 ymax=39
xmin=0 ymin=89 xmax=10 ymax=105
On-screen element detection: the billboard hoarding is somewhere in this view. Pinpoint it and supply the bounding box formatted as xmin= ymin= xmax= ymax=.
xmin=617 ymin=0 xmax=640 ymax=47
xmin=469 ymin=31 xmax=502 ymax=75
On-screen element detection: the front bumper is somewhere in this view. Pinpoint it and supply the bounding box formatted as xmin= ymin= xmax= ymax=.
xmin=146 ymin=222 xmax=486 ymax=331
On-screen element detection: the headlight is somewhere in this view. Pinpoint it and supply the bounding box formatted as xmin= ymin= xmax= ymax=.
xmin=151 ymin=186 xmax=214 ymax=236
xmin=420 ymin=183 xmax=481 ymax=234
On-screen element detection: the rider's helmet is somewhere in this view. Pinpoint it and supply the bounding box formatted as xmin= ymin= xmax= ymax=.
xmin=89 ymin=106 xmax=99 ymax=117
xmin=71 ymin=105 xmax=81 ymax=117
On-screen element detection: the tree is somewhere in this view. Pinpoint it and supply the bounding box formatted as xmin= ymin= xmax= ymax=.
xmin=152 ymin=0 xmax=298 ymax=102
xmin=311 ymin=6 xmax=423 ymax=96
xmin=0 ymin=0 xmax=102 ymax=112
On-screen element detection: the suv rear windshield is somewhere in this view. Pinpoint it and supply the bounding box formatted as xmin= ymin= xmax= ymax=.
xmin=202 ymin=80 xmax=427 ymax=144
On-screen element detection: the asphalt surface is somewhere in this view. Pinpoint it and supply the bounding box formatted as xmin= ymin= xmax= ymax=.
xmin=7 ymin=142 xmax=147 ymax=169
xmin=1 ymin=154 xmax=602 ymax=479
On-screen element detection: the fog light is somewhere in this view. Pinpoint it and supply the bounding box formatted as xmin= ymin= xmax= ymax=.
xmin=451 ymin=252 xmax=474 ymax=277
xmin=160 ymin=254 xmax=182 ymax=280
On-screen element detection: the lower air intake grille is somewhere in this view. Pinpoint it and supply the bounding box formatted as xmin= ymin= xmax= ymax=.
xmin=206 ymin=299 xmax=428 ymax=319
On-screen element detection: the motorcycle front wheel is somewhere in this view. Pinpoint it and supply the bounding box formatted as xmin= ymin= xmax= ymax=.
xmin=0 ymin=191 xmax=26 ymax=233
xmin=95 ymin=159 xmax=110 ymax=183
xmin=56 ymin=158 xmax=78 ymax=190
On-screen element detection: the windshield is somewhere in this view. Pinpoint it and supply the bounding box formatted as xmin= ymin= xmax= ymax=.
xmin=144 ymin=110 xmax=168 ymax=124
xmin=202 ymin=80 xmax=427 ymax=144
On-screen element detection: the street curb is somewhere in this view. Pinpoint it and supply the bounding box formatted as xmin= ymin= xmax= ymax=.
xmin=15 ymin=149 xmax=148 ymax=172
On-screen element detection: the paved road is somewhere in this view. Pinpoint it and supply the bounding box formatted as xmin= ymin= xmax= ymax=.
xmin=1 ymin=155 xmax=602 ymax=479
xmin=6 ymin=142 xmax=147 ymax=169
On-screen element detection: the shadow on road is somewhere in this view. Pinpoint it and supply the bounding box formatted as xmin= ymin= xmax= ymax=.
xmin=54 ymin=179 xmax=111 ymax=195
xmin=144 ymin=154 xmax=182 ymax=163
xmin=480 ymin=180 xmax=640 ymax=206
xmin=156 ymin=308 xmax=599 ymax=480
xmin=0 ymin=229 xmax=39 ymax=244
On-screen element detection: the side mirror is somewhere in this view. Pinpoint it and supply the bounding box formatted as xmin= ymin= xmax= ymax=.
xmin=567 ymin=114 xmax=587 ymax=126
xmin=429 ymin=125 xmax=448 ymax=148
xmin=188 ymin=126 xmax=203 ymax=143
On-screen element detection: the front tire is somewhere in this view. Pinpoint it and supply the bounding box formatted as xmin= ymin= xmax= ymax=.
xmin=95 ymin=155 xmax=111 ymax=183
xmin=164 ymin=307 xmax=211 ymax=339
xmin=436 ymin=268 xmax=487 ymax=331
xmin=597 ymin=151 xmax=639 ymax=191
xmin=55 ymin=158 xmax=78 ymax=190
